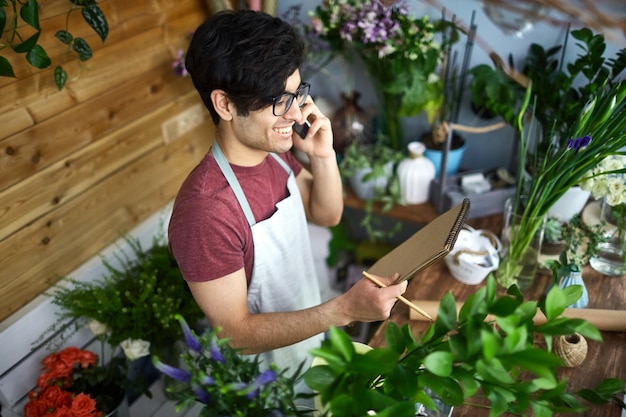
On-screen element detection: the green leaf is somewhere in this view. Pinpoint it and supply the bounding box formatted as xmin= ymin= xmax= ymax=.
xmin=423 ymin=351 xmax=453 ymax=377
xmin=13 ymin=32 xmax=40 ymax=53
xmin=0 ymin=4 xmax=7 ymax=35
xmin=481 ymin=329 xmax=500 ymax=360
xmin=54 ymin=65 xmax=67 ymax=90
xmin=385 ymin=322 xmax=405 ymax=354
xmin=543 ymin=284 xmax=567 ymax=320
xmin=435 ymin=292 xmax=457 ymax=333
xmin=488 ymin=296 xmax=520 ymax=317
xmin=82 ymin=4 xmax=109 ymax=42
xmin=476 ymin=358 xmax=515 ymax=384
xmin=458 ymin=287 xmax=487 ymax=322
xmin=302 ymin=365 xmax=336 ymax=392
xmin=26 ymin=44 xmax=51 ymax=69
xmin=0 ymin=56 xmax=16 ymax=77
xmin=387 ymin=363 xmax=418 ymax=397
xmin=55 ymin=30 xmax=73 ymax=45
xmin=72 ymin=38 xmax=93 ymax=61
xmin=20 ymin=0 xmax=40 ymax=30
xmin=328 ymin=326 xmax=355 ymax=362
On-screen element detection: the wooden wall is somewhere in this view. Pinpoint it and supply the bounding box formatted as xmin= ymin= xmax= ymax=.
xmin=0 ymin=0 xmax=215 ymax=322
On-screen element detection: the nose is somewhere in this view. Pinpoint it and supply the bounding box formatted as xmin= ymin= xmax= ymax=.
xmin=283 ymin=99 xmax=304 ymax=121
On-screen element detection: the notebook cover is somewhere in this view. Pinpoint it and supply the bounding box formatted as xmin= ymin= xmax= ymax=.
xmin=367 ymin=198 xmax=470 ymax=283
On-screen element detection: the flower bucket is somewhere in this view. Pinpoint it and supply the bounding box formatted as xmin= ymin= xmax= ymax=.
xmin=445 ymin=225 xmax=501 ymax=285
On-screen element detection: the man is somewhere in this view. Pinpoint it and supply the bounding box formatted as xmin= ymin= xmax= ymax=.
xmin=168 ymin=9 xmax=407 ymax=383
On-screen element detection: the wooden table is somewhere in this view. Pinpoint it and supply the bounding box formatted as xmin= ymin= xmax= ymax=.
xmin=368 ymin=213 xmax=626 ymax=417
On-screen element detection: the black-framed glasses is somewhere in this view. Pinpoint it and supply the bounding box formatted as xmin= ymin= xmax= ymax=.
xmin=264 ymin=82 xmax=310 ymax=117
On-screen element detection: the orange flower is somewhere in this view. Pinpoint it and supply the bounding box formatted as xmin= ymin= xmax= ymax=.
xmin=70 ymin=393 xmax=98 ymax=417
xmin=23 ymin=398 xmax=48 ymax=417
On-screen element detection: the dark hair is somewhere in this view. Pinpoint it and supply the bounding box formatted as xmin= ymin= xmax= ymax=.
xmin=185 ymin=10 xmax=305 ymax=124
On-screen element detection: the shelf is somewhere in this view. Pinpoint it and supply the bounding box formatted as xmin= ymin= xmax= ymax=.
xmin=343 ymin=185 xmax=439 ymax=225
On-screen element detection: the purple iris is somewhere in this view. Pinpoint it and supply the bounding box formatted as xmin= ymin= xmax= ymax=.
xmin=567 ymin=135 xmax=592 ymax=152
xmin=192 ymin=383 xmax=211 ymax=404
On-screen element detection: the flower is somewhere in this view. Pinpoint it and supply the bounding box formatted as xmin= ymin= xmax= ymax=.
xmin=281 ymin=4 xmax=334 ymax=81
xmin=173 ymin=49 xmax=188 ymax=77
xmin=24 ymin=347 xmax=127 ymax=417
xmin=580 ymin=155 xmax=626 ymax=207
xmin=310 ymin=0 xmax=456 ymax=149
xmin=153 ymin=315 xmax=302 ymax=417
xmin=119 ymin=338 xmax=151 ymax=361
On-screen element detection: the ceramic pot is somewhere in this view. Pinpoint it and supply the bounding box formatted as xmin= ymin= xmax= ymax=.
xmin=349 ymin=161 xmax=394 ymax=201
xmin=331 ymin=91 xmax=371 ymax=157
xmin=548 ymin=186 xmax=591 ymax=222
xmin=420 ymin=130 xmax=466 ymax=178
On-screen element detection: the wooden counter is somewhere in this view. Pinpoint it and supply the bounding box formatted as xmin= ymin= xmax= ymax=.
xmin=368 ymin=213 xmax=626 ymax=417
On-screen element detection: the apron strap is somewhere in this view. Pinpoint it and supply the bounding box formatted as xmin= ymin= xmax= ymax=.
xmin=212 ymin=142 xmax=292 ymax=227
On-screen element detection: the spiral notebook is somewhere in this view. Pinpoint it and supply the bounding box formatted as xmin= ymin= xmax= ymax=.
xmin=367 ymin=198 xmax=470 ymax=284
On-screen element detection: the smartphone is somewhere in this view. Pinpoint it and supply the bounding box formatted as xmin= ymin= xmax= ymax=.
xmin=293 ymin=120 xmax=310 ymax=139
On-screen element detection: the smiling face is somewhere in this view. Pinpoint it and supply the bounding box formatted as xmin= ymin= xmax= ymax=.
xmin=223 ymin=70 xmax=304 ymax=165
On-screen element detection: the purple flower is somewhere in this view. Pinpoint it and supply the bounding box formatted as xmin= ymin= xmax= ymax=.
xmin=192 ymin=383 xmax=211 ymax=404
xmin=245 ymin=370 xmax=278 ymax=399
xmin=176 ymin=314 xmax=202 ymax=352
xmin=567 ymin=135 xmax=592 ymax=153
xmin=152 ymin=356 xmax=191 ymax=382
xmin=209 ymin=338 xmax=226 ymax=363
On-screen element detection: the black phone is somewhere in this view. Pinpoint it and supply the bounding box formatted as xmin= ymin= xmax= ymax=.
xmin=293 ymin=120 xmax=310 ymax=139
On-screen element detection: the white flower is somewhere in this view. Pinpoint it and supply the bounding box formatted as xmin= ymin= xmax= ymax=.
xmin=580 ymin=155 xmax=626 ymax=206
xmin=120 ymin=338 xmax=151 ymax=361
xmin=88 ymin=320 xmax=110 ymax=336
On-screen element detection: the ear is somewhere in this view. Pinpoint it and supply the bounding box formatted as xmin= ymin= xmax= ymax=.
xmin=211 ymin=89 xmax=235 ymax=121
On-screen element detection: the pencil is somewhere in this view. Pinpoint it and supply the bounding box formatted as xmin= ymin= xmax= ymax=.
xmin=362 ymin=271 xmax=433 ymax=321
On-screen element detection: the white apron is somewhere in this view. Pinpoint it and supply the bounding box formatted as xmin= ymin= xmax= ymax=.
xmin=212 ymin=143 xmax=323 ymax=397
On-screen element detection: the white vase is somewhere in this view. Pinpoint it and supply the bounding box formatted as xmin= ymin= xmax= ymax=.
xmin=397 ymin=142 xmax=435 ymax=204
xmin=548 ymin=186 xmax=591 ymax=221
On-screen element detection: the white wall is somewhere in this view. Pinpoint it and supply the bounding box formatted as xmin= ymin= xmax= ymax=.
xmin=278 ymin=0 xmax=624 ymax=172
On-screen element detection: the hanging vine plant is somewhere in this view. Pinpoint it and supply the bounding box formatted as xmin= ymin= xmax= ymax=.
xmin=0 ymin=0 xmax=109 ymax=90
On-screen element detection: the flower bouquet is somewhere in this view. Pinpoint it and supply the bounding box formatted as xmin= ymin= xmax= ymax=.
xmin=153 ymin=315 xmax=306 ymax=417
xmin=495 ymin=78 xmax=626 ymax=289
xmin=24 ymin=346 xmax=128 ymax=417
xmin=310 ymin=0 xmax=456 ymax=150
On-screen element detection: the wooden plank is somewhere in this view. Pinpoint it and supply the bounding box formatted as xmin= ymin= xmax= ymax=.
xmin=0 ymin=66 xmax=195 ymax=193
xmin=0 ymin=108 xmax=34 ymax=141
xmin=0 ymin=124 xmax=212 ymax=322
xmin=0 ymin=91 xmax=205 ymax=241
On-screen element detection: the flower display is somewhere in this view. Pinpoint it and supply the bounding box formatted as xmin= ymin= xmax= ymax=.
xmin=310 ymin=0 xmax=455 ymax=149
xmin=495 ymin=80 xmax=626 ymax=288
xmin=153 ymin=315 xmax=302 ymax=417
xmin=24 ymin=347 xmax=127 ymax=417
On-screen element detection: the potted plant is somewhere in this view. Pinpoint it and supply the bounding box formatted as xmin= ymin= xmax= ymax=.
xmin=541 ymin=216 xmax=566 ymax=256
xmin=467 ymin=53 xmax=525 ymax=121
xmin=24 ymin=346 xmax=132 ymax=417
xmin=310 ymin=0 xmax=456 ymax=151
xmin=340 ymin=138 xmax=403 ymax=243
xmin=304 ymin=276 xmax=626 ymax=416
xmin=545 ymin=214 xmax=608 ymax=308
xmin=0 ymin=0 xmax=110 ymax=89
xmin=44 ymin=232 xmax=205 ymax=399
xmin=155 ymin=278 xmax=626 ymax=417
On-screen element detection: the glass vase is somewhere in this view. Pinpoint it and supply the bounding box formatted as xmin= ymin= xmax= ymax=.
xmin=589 ymin=200 xmax=626 ymax=276
xmin=378 ymin=92 xmax=404 ymax=151
xmin=496 ymin=197 xmax=546 ymax=289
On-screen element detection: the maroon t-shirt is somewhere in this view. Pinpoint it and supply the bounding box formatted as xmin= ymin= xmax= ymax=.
xmin=168 ymin=150 xmax=303 ymax=284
